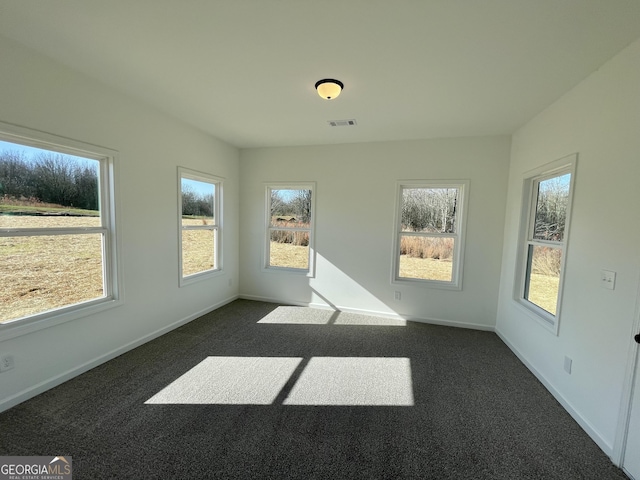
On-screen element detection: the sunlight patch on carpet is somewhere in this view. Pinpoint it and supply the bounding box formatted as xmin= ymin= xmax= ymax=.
xmin=284 ymin=357 xmax=414 ymax=406
xmin=146 ymin=356 xmax=414 ymax=406
xmin=145 ymin=356 xmax=302 ymax=405
xmin=258 ymin=306 xmax=335 ymax=324
xmin=257 ymin=306 xmax=407 ymax=326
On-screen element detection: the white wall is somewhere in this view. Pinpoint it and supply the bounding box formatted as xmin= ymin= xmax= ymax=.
xmin=496 ymin=38 xmax=640 ymax=456
xmin=240 ymin=137 xmax=510 ymax=329
xmin=0 ymin=37 xmax=240 ymax=410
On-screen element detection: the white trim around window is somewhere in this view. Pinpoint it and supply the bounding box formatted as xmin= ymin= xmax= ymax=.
xmin=514 ymin=153 xmax=577 ymax=335
xmin=392 ymin=180 xmax=469 ymax=290
xmin=0 ymin=121 xmax=122 ymax=341
xmin=178 ymin=167 xmax=223 ymax=286
xmin=263 ymin=182 xmax=316 ymax=276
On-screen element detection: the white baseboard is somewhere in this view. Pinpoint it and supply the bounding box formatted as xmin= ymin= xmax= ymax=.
xmin=239 ymin=294 xmax=495 ymax=332
xmin=495 ymin=328 xmax=614 ymax=458
xmin=0 ymin=295 xmax=239 ymax=413
xmin=402 ymin=314 xmax=495 ymax=332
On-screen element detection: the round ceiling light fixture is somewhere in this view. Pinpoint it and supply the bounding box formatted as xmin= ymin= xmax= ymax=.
xmin=315 ymin=79 xmax=344 ymax=100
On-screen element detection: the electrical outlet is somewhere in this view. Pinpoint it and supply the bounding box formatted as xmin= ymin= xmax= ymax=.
xmin=601 ymin=270 xmax=616 ymax=290
xmin=394 ymin=291 xmax=401 ymax=301
xmin=228 ymin=278 xmax=232 ymax=287
xmin=0 ymin=355 xmax=15 ymax=372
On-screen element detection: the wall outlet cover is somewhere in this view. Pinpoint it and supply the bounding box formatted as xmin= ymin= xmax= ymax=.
xmin=0 ymin=355 xmax=15 ymax=372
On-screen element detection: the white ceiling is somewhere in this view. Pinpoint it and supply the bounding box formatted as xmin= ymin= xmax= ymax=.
xmin=1 ymin=1 xmax=639 ymax=148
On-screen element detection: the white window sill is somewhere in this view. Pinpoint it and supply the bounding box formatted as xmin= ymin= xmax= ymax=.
xmin=0 ymin=296 xmax=124 ymax=342
xmin=392 ymin=277 xmax=462 ymax=291
xmin=179 ymin=268 xmax=224 ymax=287
xmin=513 ymin=298 xmax=559 ymax=335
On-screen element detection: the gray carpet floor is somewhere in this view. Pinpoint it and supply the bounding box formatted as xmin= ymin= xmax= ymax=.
xmin=0 ymin=299 xmax=627 ymax=479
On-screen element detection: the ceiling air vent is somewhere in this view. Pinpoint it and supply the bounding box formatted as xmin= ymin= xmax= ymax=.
xmin=328 ymin=119 xmax=357 ymax=127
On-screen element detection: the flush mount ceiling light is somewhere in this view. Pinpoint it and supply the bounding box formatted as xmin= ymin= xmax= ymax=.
xmin=315 ymin=79 xmax=344 ymax=100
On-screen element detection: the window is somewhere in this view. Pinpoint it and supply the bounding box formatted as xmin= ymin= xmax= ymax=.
xmin=393 ymin=181 xmax=469 ymax=289
xmin=178 ymin=168 xmax=222 ymax=284
xmin=265 ymin=183 xmax=315 ymax=274
xmin=0 ymin=123 xmax=120 ymax=334
xmin=516 ymin=154 xmax=576 ymax=332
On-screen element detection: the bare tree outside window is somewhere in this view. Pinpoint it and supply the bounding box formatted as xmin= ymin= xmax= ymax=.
xmin=395 ymin=183 xmax=467 ymax=287
xmin=266 ymin=186 xmax=314 ymax=271
xmin=179 ymin=170 xmax=221 ymax=282
xmin=523 ymin=172 xmax=572 ymax=316
xmin=0 ymin=132 xmax=117 ymax=325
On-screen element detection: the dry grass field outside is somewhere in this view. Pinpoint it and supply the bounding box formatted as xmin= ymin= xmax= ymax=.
xmin=528 ymin=273 xmax=560 ymax=316
xmin=269 ymin=241 xmax=309 ymax=269
xmin=398 ymin=235 xmax=454 ymax=281
xmin=181 ymin=218 xmax=216 ymax=277
xmin=268 ymin=241 xmax=454 ymax=282
xmin=526 ymin=246 xmax=562 ymax=315
xmin=399 ymin=256 xmax=453 ymax=282
xmin=400 ymin=235 xmax=453 ymax=261
xmin=0 ymin=215 xmax=215 ymax=322
xmin=268 ymin=219 xmax=310 ymax=269
xmin=1 ymin=215 xmax=104 ymax=322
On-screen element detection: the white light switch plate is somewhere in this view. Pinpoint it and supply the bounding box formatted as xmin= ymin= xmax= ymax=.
xmin=564 ymin=356 xmax=572 ymax=374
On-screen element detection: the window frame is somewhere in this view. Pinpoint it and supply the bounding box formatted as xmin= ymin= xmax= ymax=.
xmin=263 ymin=182 xmax=316 ymax=276
xmin=178 ymin=167 xmax=223 ymax=286
xmin=514 ymin=154 xmax=577 ymax=334
xmin=392 ymin=180 xmax=469 ymax=290
xmin=0 ymin=122 xmax=122 ymax=341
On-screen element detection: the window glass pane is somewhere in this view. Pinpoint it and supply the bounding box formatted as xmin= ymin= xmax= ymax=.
xmin=398 ymin=235 xmax=454 ymax=281
xmin=269 ymin=230 xmax=309 ymax=269
xmin=0 ymin=233 xmax=104 ymax=322
xmin=269 ymin=189 xmax=312 ymax=227
xmin=0 ymin=214 xmax=100 ymax=229
xmin=181 ymin=178 xmax=215 ymax=226
xmin=0 ymin=140 xmax=100 ymax=228
xmin=401 ymin=188 xmax=458 ymax=233
xmin=182 ymin=228 xmax=215 ymax=277
xmin=533 ymin=173 xmax=571 ymax=241
xmin=525 ymin=245 xmax=561 ymax=315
